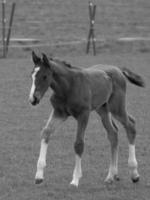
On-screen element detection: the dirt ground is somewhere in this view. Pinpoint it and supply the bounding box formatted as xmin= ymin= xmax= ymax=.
xmin=0 ymin=0 xmax=150 ymax=200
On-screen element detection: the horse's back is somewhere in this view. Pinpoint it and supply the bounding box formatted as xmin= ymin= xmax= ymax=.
xmin=86 ymin=64 xmax=122 ymax=77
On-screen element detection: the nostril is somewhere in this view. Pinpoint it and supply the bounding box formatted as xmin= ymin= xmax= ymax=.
xmin=32 ymin=96 xmax=37 ymax=105
xmin=29 ymin=91 xmax=40 ymax=106
xmin=32 ymin=96 xmax=40 ymax=106
xmin=29 ymin=95 xmax=36 ymax=105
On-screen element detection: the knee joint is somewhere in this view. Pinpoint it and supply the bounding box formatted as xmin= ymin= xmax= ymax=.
xmin=74 ymin=140 xmax=84 ymax=157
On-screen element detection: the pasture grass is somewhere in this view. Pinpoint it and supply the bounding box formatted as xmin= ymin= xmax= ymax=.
xmin=0 ymin=53 xmax=150 ymax=200
xmin=0 ymin=0 xmax=150 ymax=199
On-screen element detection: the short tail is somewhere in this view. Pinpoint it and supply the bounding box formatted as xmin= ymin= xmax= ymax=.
xmin=122 ymin=67 xmax=145 ymax=87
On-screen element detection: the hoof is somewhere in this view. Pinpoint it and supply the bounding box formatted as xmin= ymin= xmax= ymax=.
xmin=105 ymin=174 xmax=119 ymax=184
xmin=70 ymin=180 xmax=79 ymax=187
xmin=35 ymin=178 xmax=43 ymax=184
xmin=104 ymin=177 xmax=114 ymax=184
xmin=132 ymin=176 xmax=140 ymax=183
xmin=114 ymin=175 xmax=120 ymax=181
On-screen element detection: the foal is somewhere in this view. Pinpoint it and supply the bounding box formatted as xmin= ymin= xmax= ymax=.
xmin=29 ymin=51 xmax=145 ymax=187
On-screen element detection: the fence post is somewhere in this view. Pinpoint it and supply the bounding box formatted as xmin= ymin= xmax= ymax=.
xmin=2 ymin=0 xmax=6 ymax=58
xmin=86 ymin=1 xmax=96 ymax=56
xmin=6 ymin=2 xmax=16 ymax=55
xmin=1 ymin=1 xmax=16 ymax=58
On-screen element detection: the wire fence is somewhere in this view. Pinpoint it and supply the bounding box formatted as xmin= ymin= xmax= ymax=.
xmin=1 ymin=0 xmax=150 ymax=57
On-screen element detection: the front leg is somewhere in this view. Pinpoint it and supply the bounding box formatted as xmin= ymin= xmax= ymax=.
xmin=35 ymin=131 xmax=49 ymax=184
xmin=70 ymin=110 xmax=89 ymax=187
xmin=35 ymin=109 xmax=65 ymax=184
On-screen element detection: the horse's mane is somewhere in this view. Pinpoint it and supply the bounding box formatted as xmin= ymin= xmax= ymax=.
xmin=49 ymin=57 xmax=72 ymax=69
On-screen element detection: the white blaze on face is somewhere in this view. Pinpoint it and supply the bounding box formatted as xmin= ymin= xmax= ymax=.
xmin=29 ymin=67 xmax=40 ymax=102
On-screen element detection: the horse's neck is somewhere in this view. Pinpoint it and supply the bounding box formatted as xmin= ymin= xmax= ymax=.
xmin=50 ymin=64 xmax=71 ymax=97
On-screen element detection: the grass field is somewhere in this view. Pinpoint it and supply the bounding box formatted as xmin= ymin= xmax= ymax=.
xmin=0 ymin=0 xmax=150 ymax=199
xmin=0 ymin=53 xmax=150 ymax=200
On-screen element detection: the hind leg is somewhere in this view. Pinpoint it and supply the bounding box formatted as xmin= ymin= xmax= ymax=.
xmin=121 ymin=114 xmax=140 ymax=182
xmin=110 ymin=96 xmax=140 ymax=183
xmin=97 ymin=105 xmax=119 ymax=183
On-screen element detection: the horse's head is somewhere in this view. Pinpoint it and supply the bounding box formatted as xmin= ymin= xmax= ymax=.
xmin=29 ymin=51 xmax=52 ymax=106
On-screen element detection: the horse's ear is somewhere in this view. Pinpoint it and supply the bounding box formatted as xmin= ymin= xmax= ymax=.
xmin=42 ymin=53 xmax=50 ymax=68
xmin=32 ymin=51 xmax=41 ymax=64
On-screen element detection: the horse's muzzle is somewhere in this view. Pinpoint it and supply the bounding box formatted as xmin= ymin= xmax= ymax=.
xmin=29 ymin=96 xmax=40 ymax=106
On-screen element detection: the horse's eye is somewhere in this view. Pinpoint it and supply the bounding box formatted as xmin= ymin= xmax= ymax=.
xmin=43 ymin=75 xmax=47 ymax=81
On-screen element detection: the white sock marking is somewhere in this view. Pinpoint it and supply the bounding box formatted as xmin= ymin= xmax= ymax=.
xmin=70 ymin=155 xmax=82 ymax=187
xmin=128 ymin=144 xmax=137 ymax=168
xmin=35 ymin=139 xmax=48 ymax=180
xmin=128 ymin=144 xmax=139 ymax=179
